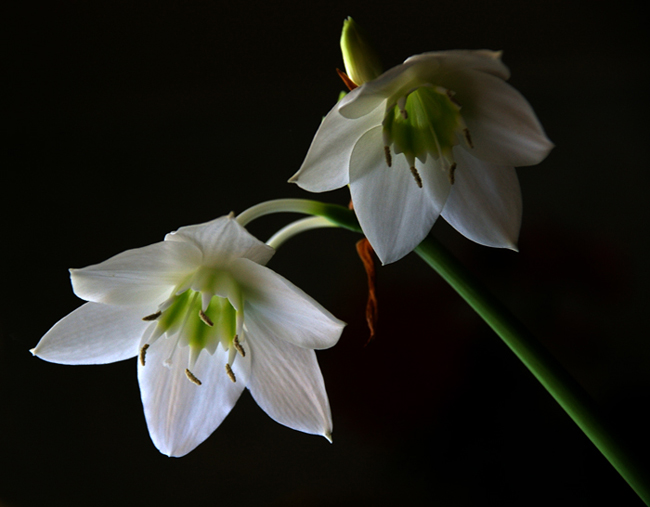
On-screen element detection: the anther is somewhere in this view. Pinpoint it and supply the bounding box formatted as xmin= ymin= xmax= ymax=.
xmin=410 ymin=166 xmax=423 ymax=188
xmin=384 ymin=146 xmax=392 ymax=167
xmin=142 ymin=311 xmax=161 ymax=321
xmin=446 ymin=89 xmax=461 ymax=107
xmin=185 ymin=368 xmax=202 ymax=386
xmin=139 ymin=344 xmax=149 ymax=366
xmin=449 ymin=162 xmax=457 ymax=185
xmin=463 ymin=128 xmax=474 ymax=148
xmin=225 ymin=364 xmax=237 ymax=383
xmin=234 ymin=335 xmax=246 ymax=357
xmin=199 ymin=310 xmax=214 ymax=327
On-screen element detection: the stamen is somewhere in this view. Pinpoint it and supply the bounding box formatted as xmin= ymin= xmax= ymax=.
xmin=384 ymin=146 xmax=392 ymax=167
xmin=199 ymin=310 xmax=214 ymax=327
xmin=396 ymin=96 xmax=408 ymax=119
xmin=446 ymin=89 xmax=461 ymax=107
xmin=449 ymin=162 xmax=457 ymax=185
xmin=225 ymin=364 xmax=237 ymax=383
xmin=185 ymin=368 xmax=202 ymax=386
xmin=463 ymin=128 xmax=474 ymax=148
xmin=234 ymin=335 xmax=246 ymax=357
xmin=142 ymin=311 xmax=161 ymax=321
xmin=139 ymin=344 xmax=149 ymax=366
xmin=335 ymin=68 xmax=357 ymax=91
xmin=410 ymin=166 xmax=423 ymax=188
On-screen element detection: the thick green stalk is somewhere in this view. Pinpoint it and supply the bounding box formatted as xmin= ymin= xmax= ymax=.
xmin=247 ymin=200 xmax=648 ymax=502
xmin=414 ymin=235 xmax=650 ymax=505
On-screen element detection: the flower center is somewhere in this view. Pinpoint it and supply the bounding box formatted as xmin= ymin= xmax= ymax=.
xmin=382 ymin=85 xmax=469 ymax=185
xmin=139 ymin=285 xmax=245 ymax=386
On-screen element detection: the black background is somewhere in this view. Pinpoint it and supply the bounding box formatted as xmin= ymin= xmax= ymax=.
xmin=4 ymin=1 xmax=649 ymax=505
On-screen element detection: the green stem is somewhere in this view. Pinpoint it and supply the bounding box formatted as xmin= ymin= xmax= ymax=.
xmin=414 ymin=235 xmax=650 ymax=505
xmin=249 ymin=199 xmax=649 ymax=502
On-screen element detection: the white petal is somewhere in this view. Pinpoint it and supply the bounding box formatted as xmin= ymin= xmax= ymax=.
xmin=230 ymin=258 xmax=345 ymax=350
xmin=338 ymin=59 xmax=428 ymax=119
xmin=31 ymin=302 xmax=148 ymax=364
xmin=244 ymin=315 xmax=332 ymax=439
xmin=289 ymin=89 xmax=385 ymax=192
xmin=348 ymin=126 xmax=451 ymax=264
xmin=71 ymin=240 xmax=201 ymax=305
xmin=339 ymin=50 xmax=510 ymax=120
xmin=446 ymin=69 xmax=553 ymax=167
xmin=404 ymin=50 xmax=511 ymax=80
xmin=442 ymin=149 xmax=522 ymax=250
xmin=166 ymin=215 xmax=274 ymax=266
xmin=138 ymin=339 xmax=250 ymax=457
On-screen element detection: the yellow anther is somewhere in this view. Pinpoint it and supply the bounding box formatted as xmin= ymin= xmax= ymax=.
xmin=384 ymin=146 xmax=392 ymax=167
xmin=410 ymin=166 xmax=423 ymax=188
xmin=446 ymin=89 xmax=461 ymax=107
xmin=199 ymin=310 xmax=214 ymax=327
xmin=449 ymin=162 xmax=457 ymax=185
xmin=463 ymin=128 xmax=474 ymax=149
xmin=225 ymin=364 xmax=237 ymax=383
xmin=233 ymin=335 xmax=246 ymax=357
xmin=142 ymin=311 xmax=161 ymax=321
xmin=139 ymin=344 xmax=149 ymax=366
xmin=185 ymin=368 xmax=202 ymax=386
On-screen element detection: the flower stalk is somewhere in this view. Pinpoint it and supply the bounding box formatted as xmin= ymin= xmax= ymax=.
xmin=236 ymin=198 xmax=362 ymax=233
xmin=306 ymin=202 xmax=649 ymax=504
xmin=414 ymin=236 xmax=650 ymax=505
xmin=266 ymin=216 xmax=338 ymax=249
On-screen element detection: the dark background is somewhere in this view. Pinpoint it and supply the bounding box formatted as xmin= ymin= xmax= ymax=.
xmin=4 ymin=1 xmax=649 ymax=505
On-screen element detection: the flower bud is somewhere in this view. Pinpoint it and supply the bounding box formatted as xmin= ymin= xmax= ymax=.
xmin=340 ymin=17 xmax=382 ymax=86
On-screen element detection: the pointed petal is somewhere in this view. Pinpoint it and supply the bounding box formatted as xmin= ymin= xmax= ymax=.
xmin=442 ymin=149 xmax=522 ymax=250
xmin=446 ymin=69 xmax=553 ymax=167
xmin=245 ymin=315 xmax=332 ymax=439
xmin=339 ymin=50 xmax=510 ymax=120
xmin=289 ymin=89 xmax=385 ymax=192
xmin=338 ymin=59 xmax=429 ymax=119
xmin=348 ymin=126 xmax=451 ymax=264
xmin=31 ymin=303 xmax=148 ymax=364
xmin=404 ymin=50 xmax=510 ymax=80
xmin=230 ymin=258 xmax=345 ymax=350
xmin=138 ymin=339 xmax=249 ymax=457
xmin=71 ymin=241 xmax=201 ymax=306
xmin=166 ymin=215 xmax=274 ymax=266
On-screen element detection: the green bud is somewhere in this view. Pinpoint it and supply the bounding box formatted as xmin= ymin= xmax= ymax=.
xmin=340 ymin=17 xmax=382 ymax=86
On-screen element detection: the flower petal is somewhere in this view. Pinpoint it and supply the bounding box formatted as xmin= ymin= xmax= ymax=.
xmin=404 ymin=50 xmax=510 ymax=80
xmin=230 ymin=258 xmax=345 ymax=350
xmin=442 ymin=149 xmax=522 ymax=250
xmin=338 ymin=59 xmax=428 ymax=119
xmin=288 ymin=89 xmax=385 ymax=192
xmin=31 ymin=302 xmax=148 ymax=364
xmin=166 ymin=215 xmax=274 ymax=266
xmin=244 ymin=315 xmax=333 ymax=440
xmin=138 ymin=338 xmax=249 ymax=457
xmin=349 ymin=126 xmax=451 ymax=264
xmin=71 ymin=240 xmax=201 ymax=306
xmin=446 ymin=69 xmax=553 ymax=166
xmin=339 ymin=50 xmax=510 ymax=120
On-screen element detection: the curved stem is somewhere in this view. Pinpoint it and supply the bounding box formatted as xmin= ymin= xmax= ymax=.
xmin=414 ymin=235 xmax=650 ymax=505
xmin=237 ymin=200 xmax=649 ymax=502
xmin=266 ymin=216 xmax=338 ymax=249
xmin=236 ymin=198 xmax=361 ymax=233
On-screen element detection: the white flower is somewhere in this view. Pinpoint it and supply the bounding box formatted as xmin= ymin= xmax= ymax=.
xmin=290 ymin=50 xmax=553 ymax=264
xmin=32 ymin=214 xmax=345 ymax=457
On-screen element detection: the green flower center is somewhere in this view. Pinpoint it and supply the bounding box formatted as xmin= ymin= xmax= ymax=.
xmin=140 ymin=287 xmax=243 ymax=386
xmin=382 ymin=85 xmax=469 ymax=186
